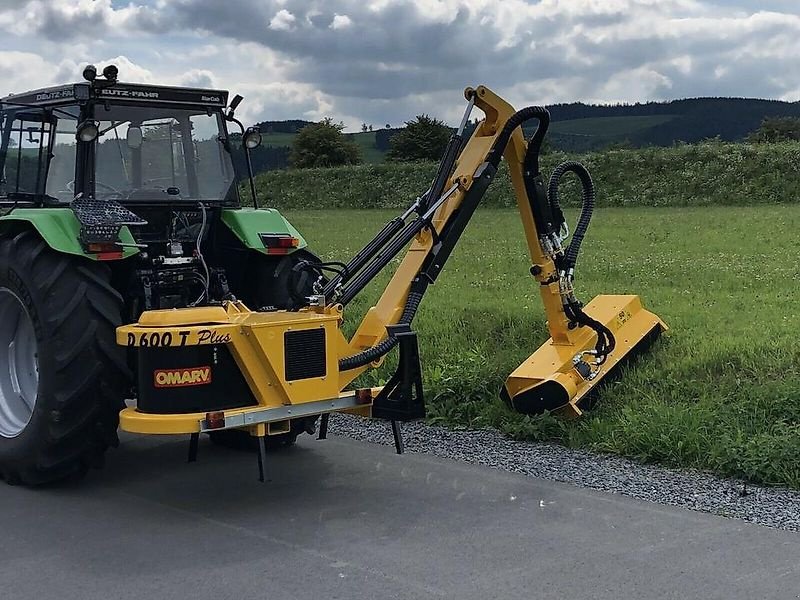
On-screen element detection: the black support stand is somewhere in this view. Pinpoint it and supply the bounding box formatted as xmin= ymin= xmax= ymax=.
xmin=371 ymin=324 xmax=425 ymax=421
xmin=187 ymin=433 xmax=199 ymax=463
xmin=390 ymin=421 xmax=405 ymax=454
xmin=371 ymin=324 xmax=425 ymax=455
xmin=257 ymin=436 xmax=268 ymax=483
xmin=318 ymin=413 xmax=329 ymax=440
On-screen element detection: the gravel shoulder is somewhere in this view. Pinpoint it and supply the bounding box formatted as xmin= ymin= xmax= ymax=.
xmin=329 ymin=413 xmax=800 ymax=532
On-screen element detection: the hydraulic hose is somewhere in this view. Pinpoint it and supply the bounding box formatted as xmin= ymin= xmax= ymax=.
xmin=339 ymin=289 xmax=424 ymax=371
xmin=486 ymin=106 xmax=550 ymax=174
xmin=564 ymin=299 xmax=616 ymax=363
xmin=547 ymin=161 xmax=595 ymax=271
xmin=548 ymin=161 xmax=614 ymax=363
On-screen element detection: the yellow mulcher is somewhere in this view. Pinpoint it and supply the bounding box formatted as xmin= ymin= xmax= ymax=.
xmin=117 ymin=86 xmax=666 ymax=480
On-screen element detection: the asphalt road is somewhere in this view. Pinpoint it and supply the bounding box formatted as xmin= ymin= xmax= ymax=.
xmin=1 ymin=433 xmax=798 ymax=600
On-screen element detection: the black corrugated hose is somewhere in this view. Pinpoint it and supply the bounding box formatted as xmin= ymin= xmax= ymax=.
xmin=338 ymin=289 xmax=424 ymax=371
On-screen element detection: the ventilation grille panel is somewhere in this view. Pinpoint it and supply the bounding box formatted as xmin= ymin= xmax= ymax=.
xmin=284 ymin=328 xmax=327 ymax=381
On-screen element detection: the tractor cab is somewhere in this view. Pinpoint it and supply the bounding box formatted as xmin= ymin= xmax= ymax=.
xmin=0 ymin=70 xmax=243 ymax=209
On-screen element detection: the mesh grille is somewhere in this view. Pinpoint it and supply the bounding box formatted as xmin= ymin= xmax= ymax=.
xmin=284 ymin=328 xmax=327 ymax=381
xmin=71 ymin=197 xmax=147 ymax=244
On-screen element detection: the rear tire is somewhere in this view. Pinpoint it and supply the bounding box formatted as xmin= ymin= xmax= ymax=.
xmin=0 ymin=230 xmax=128 ymax=485
xmin=209 ymin=249 xmax=320 ymax=452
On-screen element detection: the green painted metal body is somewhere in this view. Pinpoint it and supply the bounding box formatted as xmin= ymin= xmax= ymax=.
xmin=0 ymin=209 xmax=139 ymax=260
xmin=0 ymin=207 xmax=305 ymax=259
xmin=221 ymin=208 xmax=306 ymax=253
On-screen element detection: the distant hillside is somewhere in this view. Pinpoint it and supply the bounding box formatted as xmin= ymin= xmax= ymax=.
xmin=246 ymin=97 xmax=800 ymax=169
xmin=542 ymin=98 xmax=800 ymax=151
xmin=250 ymin=120 xmax=401 ymax=171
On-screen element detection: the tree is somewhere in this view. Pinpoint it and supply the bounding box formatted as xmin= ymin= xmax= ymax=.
xmin=289 ymin=118 xmax=361 ymax=168
xmin=747 ymin=117 xmax=800 ymax=143
xmin=387 ymin=114 xmax=452 ymax=162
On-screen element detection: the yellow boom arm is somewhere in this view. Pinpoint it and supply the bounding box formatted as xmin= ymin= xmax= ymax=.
xmin=337 ymin=85 xmax=665 ymax=415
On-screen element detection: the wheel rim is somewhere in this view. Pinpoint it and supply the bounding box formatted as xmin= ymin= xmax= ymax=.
xmin=0 ymin=288 xmax=39 ymax=438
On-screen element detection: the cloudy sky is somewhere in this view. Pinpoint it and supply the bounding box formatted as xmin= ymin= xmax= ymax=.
xmin=0 ymin=0 xmax=799 ymax=129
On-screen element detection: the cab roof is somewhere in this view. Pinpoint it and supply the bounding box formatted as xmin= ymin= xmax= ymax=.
xmin=1 ymin=82 xmax=229 ymax=109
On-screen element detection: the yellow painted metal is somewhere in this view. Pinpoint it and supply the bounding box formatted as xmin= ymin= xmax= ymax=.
xmin=118 ymin=301 xmax=353 ymax=434
xmin=116 ymin=84 xmax=666 ymax=435
xmin=504 ymin=295 xmax=667 ymax=417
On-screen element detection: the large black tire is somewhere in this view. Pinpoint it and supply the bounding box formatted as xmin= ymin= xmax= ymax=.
xmin=0 ymin=230 xmax=128 ymax=485
xmin=209 ymin=249 xmax=320 ymax=452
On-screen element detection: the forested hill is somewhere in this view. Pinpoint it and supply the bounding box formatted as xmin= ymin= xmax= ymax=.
xmin=543 ymin=97 xmax=800 ymax=150
xmin=249 ymin=98 xmax=800 ymax=165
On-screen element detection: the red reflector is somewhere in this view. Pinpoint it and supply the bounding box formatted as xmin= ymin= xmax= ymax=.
xmin=96 ymin=251 xmax=124 ymax=261
xmin=88 ymin=242 xmax=123 ymax=260
xmin=205 ymin=411 xmax=226 ymax=429
xmin=260 ymin=235 xmax=299 ymax=249
xmin=355 ymin=388 xmax=373 ymax=404
xmin=88 ymin=242 xmax=118 ymax=252
xmin=265 ymin=247 xmax=291 ymax=255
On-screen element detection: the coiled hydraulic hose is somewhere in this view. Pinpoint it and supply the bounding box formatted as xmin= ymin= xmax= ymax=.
xmin=547 ymin=160 xmax=615 ymax=363
xmin=548 ymin=161 xmax=595 ymax=272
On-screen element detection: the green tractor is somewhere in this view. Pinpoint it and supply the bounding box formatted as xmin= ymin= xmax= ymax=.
xmin=0 ymin=64 xmax=317 ymax=485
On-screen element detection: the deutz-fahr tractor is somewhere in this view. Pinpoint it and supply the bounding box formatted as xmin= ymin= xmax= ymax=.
xmin=0 ymin=65 xmax=318 ymax=484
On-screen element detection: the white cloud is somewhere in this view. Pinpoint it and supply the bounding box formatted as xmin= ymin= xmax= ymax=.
xmin=1 ymin=1 xmax=800 ymax=129
xmin=269 ymin=9 xmax=295 ymax=31
xmin=330 ymin=14 xmax=352 ymax=29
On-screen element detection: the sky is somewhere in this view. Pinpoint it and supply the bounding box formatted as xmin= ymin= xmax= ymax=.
xmin=0 ymin=0 xmax=799 ymax=130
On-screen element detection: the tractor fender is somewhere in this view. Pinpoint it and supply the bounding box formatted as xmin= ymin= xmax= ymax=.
xmin=0 ymin=208 xmax=139 ymax=260
xmin=220 ymin=207 xmax=307 ymax=254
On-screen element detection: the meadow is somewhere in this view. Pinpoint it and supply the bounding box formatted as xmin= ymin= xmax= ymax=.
xmin=281 ymin=205 xmax=800 ymax=488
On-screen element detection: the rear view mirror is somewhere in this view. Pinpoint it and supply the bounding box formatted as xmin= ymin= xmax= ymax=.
xmin=126 ymin=126 xmax=143 ymax=149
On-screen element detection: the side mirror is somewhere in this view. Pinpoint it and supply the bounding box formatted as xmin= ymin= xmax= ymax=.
xmin=243 ymin=126 xmax=262 ymax=149
xmin=126 ymin=126 xmax=143 ymax=149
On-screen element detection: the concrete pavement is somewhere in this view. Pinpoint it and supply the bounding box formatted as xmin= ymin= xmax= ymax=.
xmin=1 ymin=432 xmax=798 ymax=599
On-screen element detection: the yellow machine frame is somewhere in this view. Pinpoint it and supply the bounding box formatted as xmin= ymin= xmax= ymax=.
xmin=116 ymin=85 xmax=665 ymax=440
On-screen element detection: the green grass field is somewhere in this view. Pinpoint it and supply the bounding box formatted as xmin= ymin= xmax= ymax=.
xmin=261 ymin=132 xmax=298 ymax=148
xmin=283 ymin=206 xmax=800 ymax=488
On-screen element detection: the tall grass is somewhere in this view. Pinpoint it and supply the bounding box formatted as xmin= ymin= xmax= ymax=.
xmin=284 ymin=206 xmax=800 ymax=488
xmin=254 ymin=140 xmax=800 ymax=210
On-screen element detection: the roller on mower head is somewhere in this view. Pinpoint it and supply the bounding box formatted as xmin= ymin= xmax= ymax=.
xmin=115 ymin=85 xmax=666 ymax=481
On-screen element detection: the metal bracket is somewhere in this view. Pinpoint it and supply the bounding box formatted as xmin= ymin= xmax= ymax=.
xmin=371 ymin=324 xmax=425 ymax=421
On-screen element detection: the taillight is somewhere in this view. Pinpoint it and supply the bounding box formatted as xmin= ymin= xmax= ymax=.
xmin=259 ymin=234 xmax=299 ymax=255
xmin=355 ymin=388 xmax=373 ymax=404
xmin=87 ymin=242 xmax=123 ymax=260
xmin=205 ymin=411 xmax=226 ymax=429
